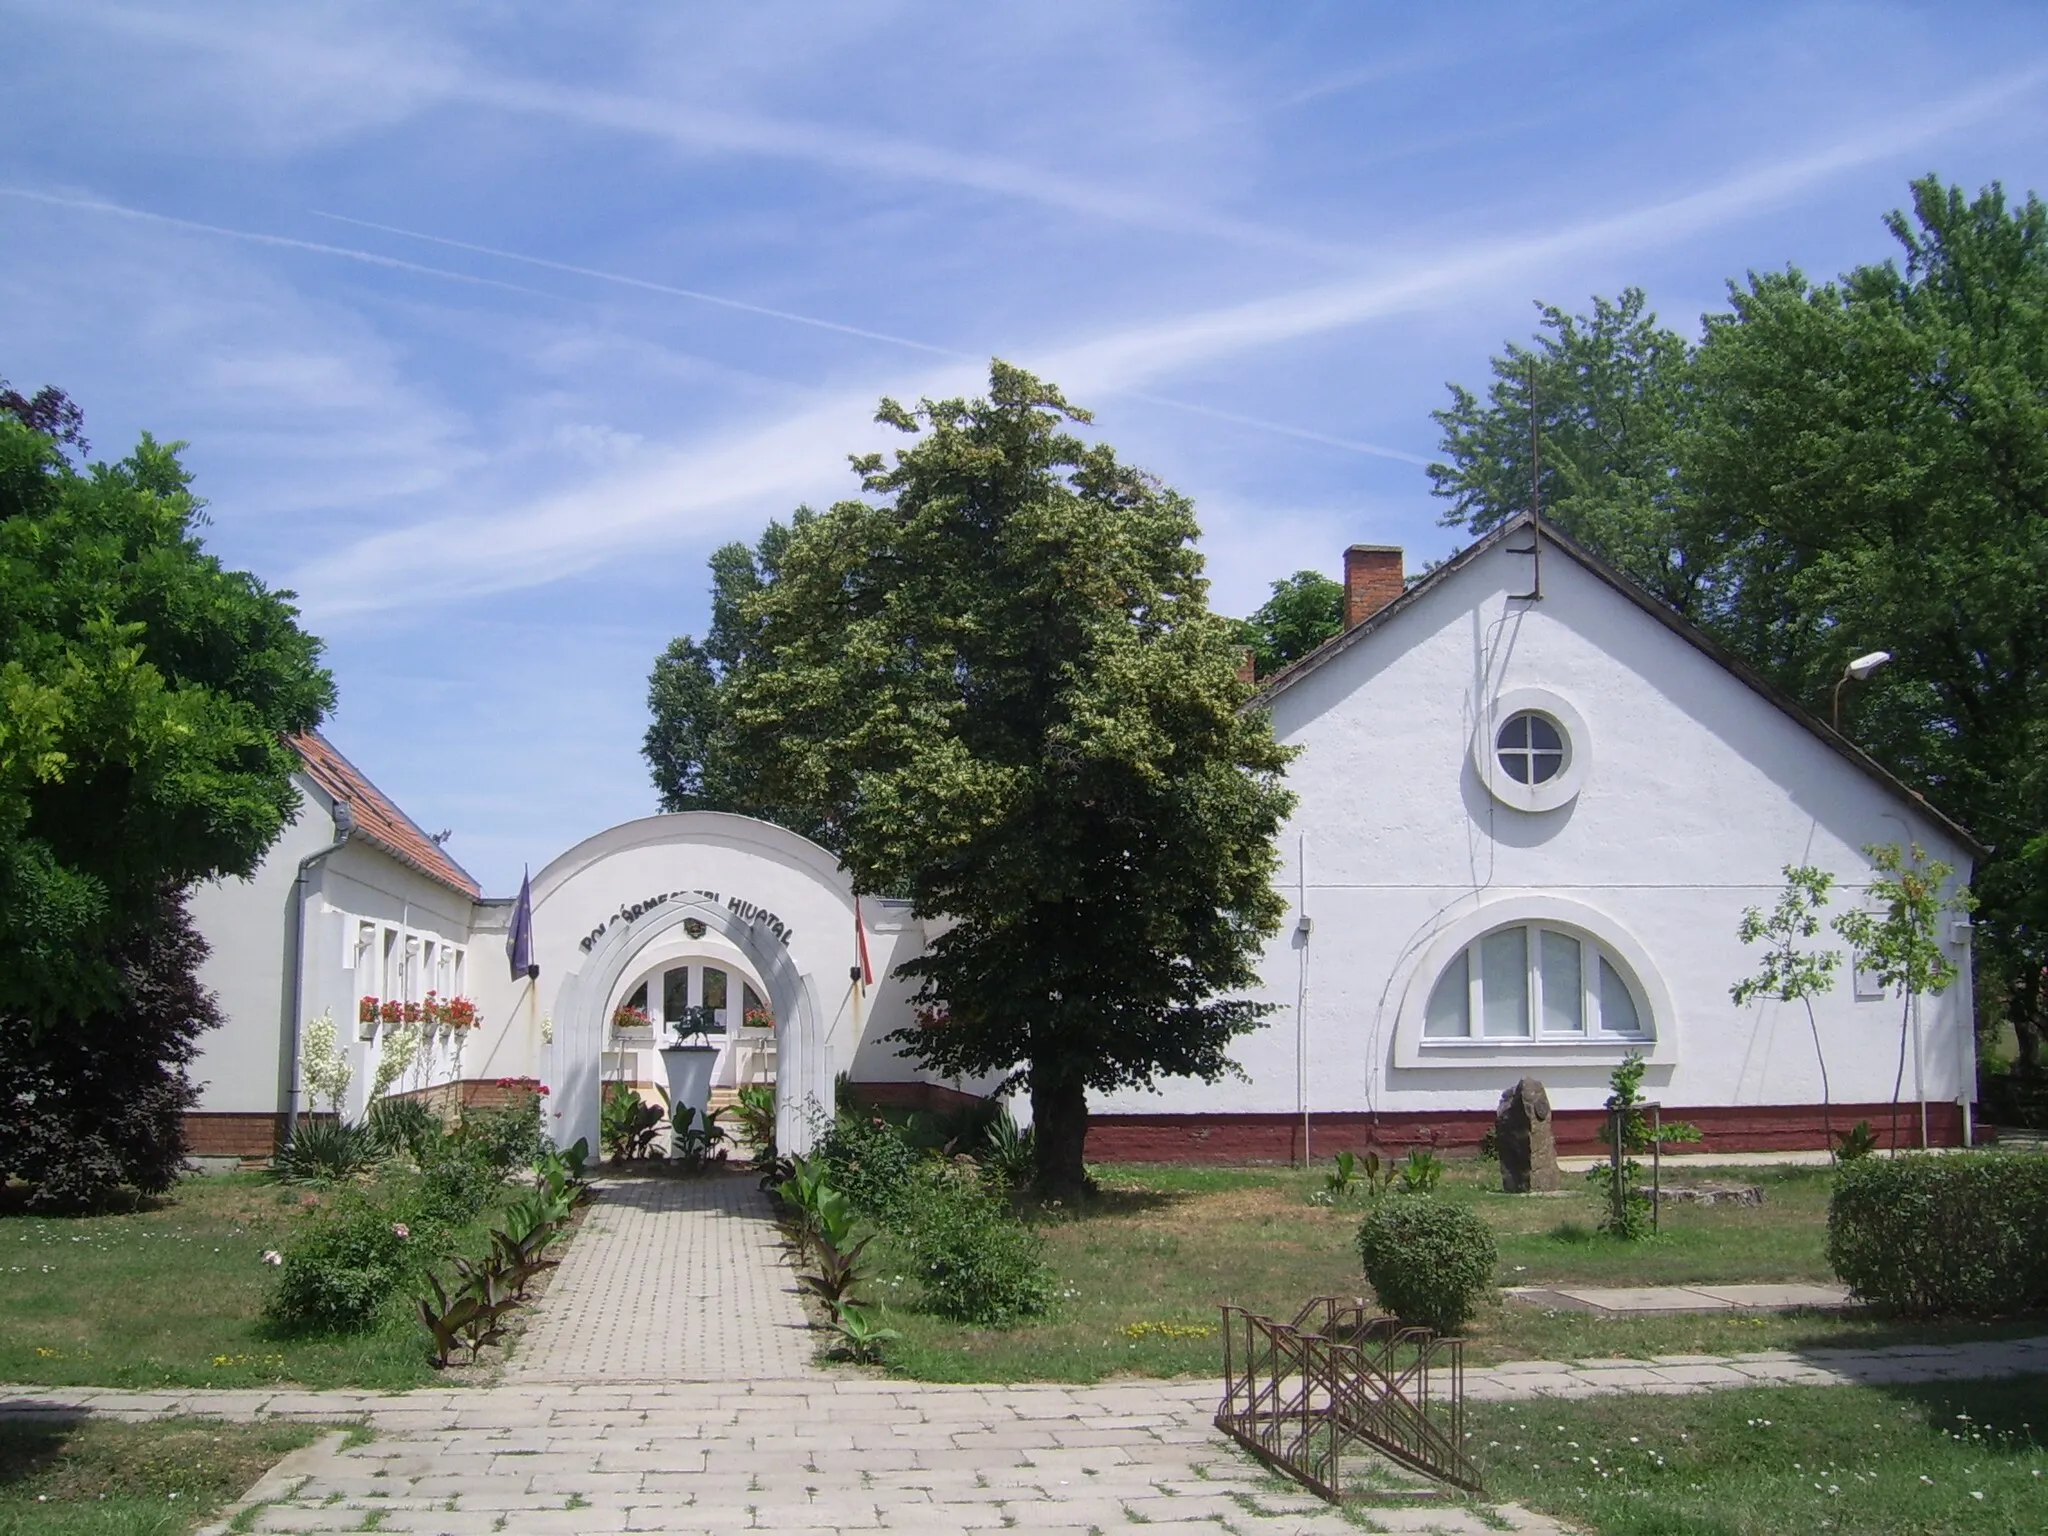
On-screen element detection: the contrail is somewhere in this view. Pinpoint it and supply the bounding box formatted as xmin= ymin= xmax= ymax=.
xmin=312 ymin=210 xmax=969 ymax=359
xmin=0 ymin=188 xmax=554 ymax=301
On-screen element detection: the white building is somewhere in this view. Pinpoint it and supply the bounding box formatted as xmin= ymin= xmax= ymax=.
xmin=184 ymin=514 xmax=1978 ymax=1161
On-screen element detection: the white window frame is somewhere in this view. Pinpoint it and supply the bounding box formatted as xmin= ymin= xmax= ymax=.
xmin=1472 ymin=686 xmax=1590 ymax=814
xmin=1425 ymin=922 xmax=1649 ymax=1042
xmin=1396 ymin=894 xmax=1676 ymax=1069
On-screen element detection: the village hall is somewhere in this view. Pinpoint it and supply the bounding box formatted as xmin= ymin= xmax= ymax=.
xmin=183 ymin=513 xmax=1979 ymax=1163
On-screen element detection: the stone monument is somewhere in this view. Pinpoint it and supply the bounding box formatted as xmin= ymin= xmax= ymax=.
xmin=1496 ymin=1077 xmax=1559 ymax=1193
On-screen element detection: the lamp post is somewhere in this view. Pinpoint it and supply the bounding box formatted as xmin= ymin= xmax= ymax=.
xmin=1832 ymin=650 xmax=1892 ymax=734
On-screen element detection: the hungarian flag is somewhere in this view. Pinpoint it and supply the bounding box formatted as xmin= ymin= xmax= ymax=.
xmin=854 ymin=895 xmax=874 ymax=994
xmin=507 ymin=867 xmax=538 ymax=979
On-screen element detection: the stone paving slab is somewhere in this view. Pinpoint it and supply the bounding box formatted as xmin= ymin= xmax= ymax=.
xmin=1507 ymin=1280 xmax=1852 ymax=1314
xmin=506 ymin=1173 xmax=817 ymax=1383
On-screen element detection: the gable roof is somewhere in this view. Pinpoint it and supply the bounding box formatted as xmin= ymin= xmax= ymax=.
xmin=1249 ymin=512 xmax=1983 ymax=856
xmin=290 ymin=731 xmax=483 ymax=898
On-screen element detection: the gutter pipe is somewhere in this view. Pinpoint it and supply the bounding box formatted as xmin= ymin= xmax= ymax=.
xmin=283 ymin=800 xmax=354 ymax=1138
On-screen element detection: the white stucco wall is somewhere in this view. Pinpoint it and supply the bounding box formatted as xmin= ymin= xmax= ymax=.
xmin=186 ymin=776 xmax=338 ymax=1115
xmin=1095 ymin=533 xmax=1976 ymax=1121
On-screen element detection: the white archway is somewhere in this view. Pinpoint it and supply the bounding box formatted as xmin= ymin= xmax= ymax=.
xmin=549 ymin=893 xmax=832 ymax=1158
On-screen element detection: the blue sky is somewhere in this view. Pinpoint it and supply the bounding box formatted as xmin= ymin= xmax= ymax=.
xmin=5 ymin=2 xmax=2045 ymax=894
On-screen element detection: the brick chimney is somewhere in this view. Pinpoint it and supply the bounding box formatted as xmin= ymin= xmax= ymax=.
xmin=1235 ymin=647 xmax=1258 ymax=685
xmin=1343 ymin=545 xmax=1404 ymax=628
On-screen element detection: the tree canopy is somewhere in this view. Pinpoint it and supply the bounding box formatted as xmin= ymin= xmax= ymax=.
xmin=0 ymin=385 xmax=333 ymax=1028
xmin=1231 ymin=569 xmax=1344 ymax=678
xmin=716 ymin=362 xmax=1296 ymax=1191
xmin=1429 ymin=177 xmax=2047 ymax=1077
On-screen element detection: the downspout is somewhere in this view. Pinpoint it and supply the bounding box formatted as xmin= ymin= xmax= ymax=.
xmin=1956 ymin=915 xmax=1976 ymax=1146
xmin=284 ymin=800 xmax=354 ymax=1138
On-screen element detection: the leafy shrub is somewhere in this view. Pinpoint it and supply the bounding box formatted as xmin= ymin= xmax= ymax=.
xmin=271 ymin=1119 xmax=379 ymax=1184
xmin=600 ymin=1082 xmax=663 ymax=1161
xmin=457 ymin=1096 xmax=546 ymax=1172
xmin=817 ymin=1113 xmax=923 ymax=1224
xmin=1357 ymin=1195 xmax=1497 ymax=1333
xmin=901 ymin=1164 xmax=1053 ymax=1325
xmin=365 ymin=1096 xmax=441 ymax=1163
xmin=0 ymin=891 xmax=215 ymax=1211
xmin=1834 ymin=1120 xmax=1880 ymax=1161
xmin=977 ymin=1108 xmax=1037 ymax=1190
xmin=415 ymin=1139 xmax=505 ymax=1227
xmin=732 ymin=1084 xmax=777 ymax=1162
xmin=1828 ymin=1153 xmax=2048 ymax=1315
xmin=265 ymin=1192 xmax=438 ymax=1333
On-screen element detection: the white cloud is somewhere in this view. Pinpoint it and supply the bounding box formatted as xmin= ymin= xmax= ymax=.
xmin=289 ymin=59 xmax=2048 ymax=617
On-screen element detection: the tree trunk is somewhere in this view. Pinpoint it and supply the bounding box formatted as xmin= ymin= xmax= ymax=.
xmin=1031 ymin=1065 xmax=1092 ymax=1200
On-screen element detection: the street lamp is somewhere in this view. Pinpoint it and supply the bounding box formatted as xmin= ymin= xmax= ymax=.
xmin=1832 ymin=650 xmax=1892 ymax=733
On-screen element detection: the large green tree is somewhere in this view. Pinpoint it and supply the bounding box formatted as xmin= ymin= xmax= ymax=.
xmin=1231 ymin=570 xmax=1344 ymax=678
xmin=723 ymin=362 xmax=1296 ymax=1193
xmin=1429 ymin=178 xmax=2048 ymax=1078
xmin=1 ymin=386 xmax=334 ymax=1029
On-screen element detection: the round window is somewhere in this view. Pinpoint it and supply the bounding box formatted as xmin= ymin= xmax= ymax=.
xmin=1495 ymin=711 xmax=1566 ymax=784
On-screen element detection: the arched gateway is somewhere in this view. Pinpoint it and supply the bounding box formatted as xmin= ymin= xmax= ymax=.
xmin=524 ymin=813 xmax=893 ymax=1159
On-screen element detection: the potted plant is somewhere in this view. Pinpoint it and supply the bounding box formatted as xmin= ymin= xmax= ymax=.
xmin=658 ymin=1004 xmax=724 ymax=1123
xmin=611 ymin=1002 xmax=654 ymax=1044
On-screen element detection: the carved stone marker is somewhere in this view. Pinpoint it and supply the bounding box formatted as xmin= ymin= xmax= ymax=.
xmin=1496 ymin=1078 xmax=1559 ymax=1193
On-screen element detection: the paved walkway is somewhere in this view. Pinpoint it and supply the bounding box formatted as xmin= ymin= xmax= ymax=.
xmin=507 ymin=1175 xmax=815 ymax=1384
xmin=1505 ymin=1281 xmax=1852 ymax=1314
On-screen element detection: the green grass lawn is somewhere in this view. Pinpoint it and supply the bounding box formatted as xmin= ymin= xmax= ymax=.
xmin=1463 ymin=1375 xmax=2048 ymax=1535
xmin=871 ymin=1160 xmax=2048 ymax=1381
xmin=0 ymin=1417 xmax=320 ymax=1536
xmin=0 ymin=1174 xmax=490 ymax=1391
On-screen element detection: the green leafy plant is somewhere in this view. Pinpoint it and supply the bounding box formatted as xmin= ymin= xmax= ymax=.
xmin=667 ymin=1103 xmax=730 ymax=1174
xmin=365 ymin=1097 xmax=441 ymax=1165
xmin=732 ymin=1084 xmax=778 ymax=1164
xmin=1834 ymin=1120 xmax=1880 ymax=1161
xmin=1356 ymin=1195 xmax=1497 ymax=1333
xmin=977 ymin=1108 xmax=1037 ymax=1190
xmin=1397 ymin=1148 xmax=1445 ymax=1194
xmin=1587 ymin=1054 xmax=1701 ymax=1239
xmin=446 ymin=1255 xmax=518 ymax=1361
xmin=1832 ymin=843 xmax=1975 ymax=1152
xmin=775 ymin=1157 xmax=834 ymax=1261
xmin=416 ymin=1272 xmax=483 ymax=1370
xmin=600 ymin=1082 xmax=663 ymax=1163
xmin=270 ymin=1119 xmax=380 ymax=1185
xmin=1828 ymin=1152 xmax=2048 ymax=1315
xmin=900 ymin=1164 xmax=1054 ymax=1325
xmin=264 ymin=1193 xmax=435 ymax=1333
xmin=1311 ymin=1149 xmax=1394 ymax=1205
xmin=1734 ymin=864 xmax=1844 ymax=1158
xmin=830 ymin=1302 xmax=899 ymax=1364
xmin=454 ymin=1096 xmax=547 ymax=1173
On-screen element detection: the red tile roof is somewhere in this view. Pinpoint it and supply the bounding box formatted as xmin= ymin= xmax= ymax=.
xmin=290 ymin=732 xmax=482 ymax=898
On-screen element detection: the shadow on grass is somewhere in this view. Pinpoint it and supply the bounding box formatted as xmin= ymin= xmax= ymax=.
xmin=0 ymin=1416 xmax=82 ymax=1491
xmin=0 ymin=1184 xmax=168 ymax=1219
xmin=1026 ymin=1185 xmax=1193 ymax=1223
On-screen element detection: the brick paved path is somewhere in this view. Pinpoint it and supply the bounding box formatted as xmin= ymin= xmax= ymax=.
xmin=7 ymin=1337 xmax=2043 ymax=1534
xmin=506 ymin=1174 xmax=816 ymax=1384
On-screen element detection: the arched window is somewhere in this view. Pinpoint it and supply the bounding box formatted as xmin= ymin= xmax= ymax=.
xmin=1422 ymin=922 xmax=1649 ymax=1041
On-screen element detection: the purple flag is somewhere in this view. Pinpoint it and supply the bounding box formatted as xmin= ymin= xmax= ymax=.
xmin=507 ymin=867 xmax=538 ymax=980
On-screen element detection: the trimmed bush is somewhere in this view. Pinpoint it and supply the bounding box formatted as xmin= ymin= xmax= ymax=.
xmin=901 ymin=1165 xmax=1053 ymax=1325
xmin=265 ymin=1192 xmax=440 ymax=1333
xmin=1357 ymin=1195 xmax=1497 ymax=1333
xmin=1827 ymin=1152 xmax=2048 ymax=1315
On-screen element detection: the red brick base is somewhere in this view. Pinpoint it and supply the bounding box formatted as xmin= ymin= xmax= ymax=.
xmin=183 ymin=1112 xmax=292 ymax=1159
xmin=1084 ymin=1101 xmax=1968 ymax=1164
xmin=845 ymin=1080 xmax=990 ymax=1117
xmin=182 ymin=1079 xmax=547 ymax=1159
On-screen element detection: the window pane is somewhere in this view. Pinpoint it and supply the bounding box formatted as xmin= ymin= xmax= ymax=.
xmin=743 ymin=982 xmax=766 ymax=1019
xmin=626 ymin=981 xmax=648 ymax=1013
xmin=702 ymin=967 xmax=728 ymax=1011
xmin=1480 ymin=927 xmax=1530 ymax=1036
xmin=1539 ymin=930 xmax=1583 ymax=1032
xmin=662 ymin=967 xmax=690 ymax=1023
xmin=1599 ymin=957 xmax=1642 ymax=1035
xmin=1526 ymin=715 xmax=1563 ymax=753
xmin=1425 ymin=950 xmax=1469 ymax=1037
